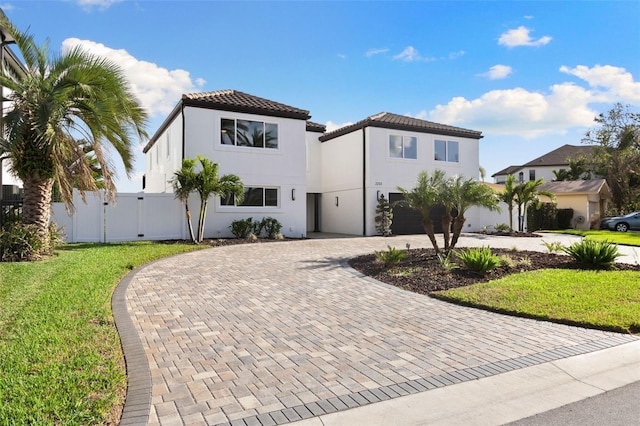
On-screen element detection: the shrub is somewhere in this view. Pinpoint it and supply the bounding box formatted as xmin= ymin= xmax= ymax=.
xmin=261 ymin=217 xmax=282 ymax=239
xmin=230 ymin=218 xmax=255 ymax=238
xmin=375 ymin=245 xmax=407 ymax=267
xmin=498 ymin=254 xmax=516 ymax=268
xmin=375 ymin=194 xmax=393 ymax=237
xmin=494 ymin=223 xmax=510 ymax=233
xmin=455 ymin=246 xmax=501 ymax=274
xmin=0 ymin=223 xmax=45 ymax=261
xmin=557 ymin=208 xmax=574 ymax=229
xmin=437 ymin=251 xmax=459 ymax=272
xmin=561 ymin=239 xmax=622 ymax=269
xmin=542 ymin=240 xmax=564 ymax=253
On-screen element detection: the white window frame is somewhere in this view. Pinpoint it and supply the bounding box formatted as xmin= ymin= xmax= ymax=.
xmin=434 ymin=139 xmax=459 ymax=163
xmin=389 ymin=134 xmax=417 ymax=160
xmin=220 ymin=118 xmax=279 ymax=150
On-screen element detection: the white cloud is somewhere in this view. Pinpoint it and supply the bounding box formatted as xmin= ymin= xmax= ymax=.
xmin=479 ymin=64 xmax=513 ymax=80
xmin=62 ymin=38 xmax=203 ymax=117
xmin=498 ymin=26 xmax=552 ymax=48
xmin=560 ymin=65 xmax=640 ymax=103
xmin=0 ymin=3 xmax=14 ymax=11
xmin=365 ymin=48 xmax=389 ymax=57
xmin=337 ymin=53 xmax=347 ymax=59
xmin=448 ymin=50 xmax=465 ymax=59
xmin=325 ymin=121 xmax=353 ymax=132
xmin=393 ymin=46 xmax=433 ymax=62
xmin=72 ymin=0 xmax=123 ymax=10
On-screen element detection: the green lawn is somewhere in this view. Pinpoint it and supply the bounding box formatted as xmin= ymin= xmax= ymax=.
xmin=542 ymin=229 xmax=640 ymax=247
xmin=433 ymin=268 xmax=640 ymax=334
xmin=0 ymin=241 xmax=205 ymax=425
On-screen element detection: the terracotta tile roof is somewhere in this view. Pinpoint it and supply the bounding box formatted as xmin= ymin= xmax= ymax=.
xmin=182 ymin=90 xmax=310 ymax=120
xmin=319 ymin=112 xmax=482 ymax=142
xmin=306 ymin=121 xmax=326 ymax=133
xmin=540 ymin=179 xmax=610 ymax=195
xmin=522 ymin=144 xmax=596 ymax=167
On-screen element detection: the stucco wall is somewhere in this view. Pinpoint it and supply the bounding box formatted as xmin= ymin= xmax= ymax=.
xmin=145 ymin=113 xmax=183 ymax=193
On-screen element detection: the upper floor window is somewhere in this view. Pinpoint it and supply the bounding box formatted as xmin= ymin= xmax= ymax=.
xmin=389 ymin=135 xmax=417 ymax=159
xmin=221 ymin=118 xmax=278 ymax=149
xmin=529 ymin=170 xmax=536 ymax=181
xmin=434 ymin=140 xmax=459 ymax=163
xmin=221 ymin=187 xmax=279 ymax=207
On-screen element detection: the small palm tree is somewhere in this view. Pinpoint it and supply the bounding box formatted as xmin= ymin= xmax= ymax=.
xmin=499 ymin=174 xmax=518 ymax=232
xmin=193 ymin=155 xmax=243 ymax=242
xmin=170 ymin=158 xmax=198 ymax=243
xmin=0 ymin=19 xmax=147 ymax=252
xmin=514 ymin=179 xmax=555 ymax=232
xmin=396 ymin=170 xmax=446 ymax=254
xmin=447 ymin=178 xmax=500 ymax=249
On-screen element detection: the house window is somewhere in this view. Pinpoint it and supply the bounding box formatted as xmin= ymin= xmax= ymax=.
xmin=221 ymin=187 xmax=279 ymax=207
xmin=518 ymin=171 xmax=524 ymax=182
xmin=434 ymin=140 xmax=459 ymax=162
xmin=389 ymin=135 xmax=417 ymax=159
xmin=529 ymin=170 xmax=536 ymax=181
xmin=221 ymin=118 xmax=278 ymax=149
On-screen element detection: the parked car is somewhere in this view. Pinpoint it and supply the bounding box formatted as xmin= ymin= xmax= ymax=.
xmin=600 ymin=211 xmax=640 ymax=232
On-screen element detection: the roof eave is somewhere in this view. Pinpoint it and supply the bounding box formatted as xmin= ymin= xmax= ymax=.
xmin=182 ymin=98 xmax=311 ymax=121
xmin=143 ymin=101 xmax=183 ymax=153
xmin=319 ymin=120 xmax=482 ymax=142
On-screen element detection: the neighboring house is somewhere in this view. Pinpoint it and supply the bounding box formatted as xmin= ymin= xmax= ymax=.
xmin=492 ymin=144 xmax=595 ymax=184
xmin=143 ymin=91 xmax=485 ymax=238
xmin=538 ymin=179 xmax=611 ymax=230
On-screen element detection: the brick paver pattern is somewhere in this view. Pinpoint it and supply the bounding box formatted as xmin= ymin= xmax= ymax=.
xmin=125 ymin=235 xmax=638 ymax=425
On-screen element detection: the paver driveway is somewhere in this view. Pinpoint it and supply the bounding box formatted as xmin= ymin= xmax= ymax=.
xmin=121 ymin=234 xmax=638 ymax=426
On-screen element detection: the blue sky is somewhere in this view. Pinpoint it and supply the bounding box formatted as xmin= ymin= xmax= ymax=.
xmin=3 ymin=0 xmax=639 ymax=192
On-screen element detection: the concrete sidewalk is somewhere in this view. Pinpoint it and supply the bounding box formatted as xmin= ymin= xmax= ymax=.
xmin=116 ymin=233 xmax=640 ymax=425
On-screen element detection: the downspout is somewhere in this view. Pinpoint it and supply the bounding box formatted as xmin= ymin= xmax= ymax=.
xmin=362 ymin=127 xmax=366 ymax=236
xmin=181 ymin=102 xmax=186 ymax=161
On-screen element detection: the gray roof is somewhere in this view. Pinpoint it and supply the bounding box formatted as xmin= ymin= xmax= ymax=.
xmin=492 ymin=165 xmax=523 ymax=177
xmin=182 ymin=90 xmax=310 ymax=120
xmin=522 ymin=144 xmax=596 ymax=167
xmin=306 ymin=121 xmax=326 ymax=133
xmin=319 ymin=112 xmax=483 ymax=142
xmin=540 ymin=179 xmax=609 ymax=195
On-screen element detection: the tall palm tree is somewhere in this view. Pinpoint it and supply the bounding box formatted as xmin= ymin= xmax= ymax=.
xmin=193 ymin=155 xmax=243 ymax=242
xmin=396 ymin=170 xmax=446 ymax=254
xmin=0 ymin=19 xmax=147 ymax=249
xmin=499 ymin=174 xmax=518 ymax=232
xmin=514 ymin=179 xmax=555 ymax=232
xmin=170 ymin=158 xmax=198 ymax=244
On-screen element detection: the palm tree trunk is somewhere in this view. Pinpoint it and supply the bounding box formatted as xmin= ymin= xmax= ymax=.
xmin=22 ymin=174 xmax=55 ymax=253
xmin=450 ymin=215 xmax=466 ymax=250
xmin=422 ymin=218 xmax=440 ymax=254
xmin=184 ymin=204 xmax=197 ymax=244
xmin=508 ymin=205 xmax=514 ymax=232
xmin=197 ymin=200 xmax=208 ymax=243
xmin=441 ymin=214 xmax=452 ymax=252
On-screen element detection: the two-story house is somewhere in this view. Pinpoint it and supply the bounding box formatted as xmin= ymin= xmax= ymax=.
xmin=143 ymin=90 xmax=484 ymax=238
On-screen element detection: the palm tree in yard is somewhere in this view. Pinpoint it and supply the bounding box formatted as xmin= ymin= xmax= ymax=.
xmin=193 ymin=155 xmax=243 ymax=243
xmin=499 ymin=174 xmax=518 ymax=232
xmin=0 ymin=19 xmax=147 ymax=251
xmin=170 ymin=158 xmax=198 ymax=244
xmin=514 ymin=178 xmax=555 ymax=232
xmin=396 ymin=170 xmax=445 ymax=254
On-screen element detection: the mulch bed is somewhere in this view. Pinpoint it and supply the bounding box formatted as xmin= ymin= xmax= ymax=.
xmin=348 ymin=248 xmax=640 ymax=295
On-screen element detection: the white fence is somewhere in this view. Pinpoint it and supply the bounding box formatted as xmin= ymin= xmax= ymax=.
xmin=52 ymin=191 xmax=185 ymax=243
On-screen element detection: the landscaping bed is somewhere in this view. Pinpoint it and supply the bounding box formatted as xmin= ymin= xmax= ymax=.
xmin=348 ymin=248 xmax=640 ymax=295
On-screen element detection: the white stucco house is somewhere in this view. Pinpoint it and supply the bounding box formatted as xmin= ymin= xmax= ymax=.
xmin=492 ymin=144 xmax=595 ymax=184
xmin=143 ymin=90 xmax=486 ymax=238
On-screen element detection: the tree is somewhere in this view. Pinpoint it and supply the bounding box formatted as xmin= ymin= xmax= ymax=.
xmin=582 ymin=103 xmax=640 ymax=214
xmin=499 ymin=174 xmax=518 ymax=232
xmin=514 ymin=179 xmax=555 ymax=232
xmin=374 ymin=194 xmax=393 ymax=236
xmin=396 ymin=170 xmax=445 ymax=254
xmin=552 ymin=157 xmax=592 ymax=181
xmin=0 ymin=19 xmax=147 ymax=252
xmin=192 ymin=155 xmax=243 ymax=243
xmin=170 ymin=158 xmax=198 ymax=244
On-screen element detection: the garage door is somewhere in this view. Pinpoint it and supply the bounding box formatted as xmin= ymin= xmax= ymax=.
xmin=388 ymin=193 xmax=445 ymax=235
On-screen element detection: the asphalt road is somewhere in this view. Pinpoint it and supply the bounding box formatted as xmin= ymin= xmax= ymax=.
xmin=506 ymin=380 xmax=640 ymax=426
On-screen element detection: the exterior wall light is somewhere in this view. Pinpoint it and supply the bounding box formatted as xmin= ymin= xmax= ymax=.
xmin=291 ymin=188 xmax=295 ymax=201
xmin=376 ymin=190 xmax=381 ymax=200
xmin=335 ymin=196 xmax=339 ymax=207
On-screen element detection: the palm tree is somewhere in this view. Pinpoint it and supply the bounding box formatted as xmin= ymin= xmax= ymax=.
xmin=0 ymin=19 xmax=147 ymax=250
xmin=514 ymin=179 xmax=555 ymax=232
xmin=170 ymin=158 xmax=198 ymax=244
xmin=396 ymin=170 xmax=446 ymax=254
xmin=499 ymin=174 xmax=518 ymax=232
xmin=193 ymin=155 xmax=243 ymax=242
xmin=447 ymin=178 xmax=500 ymax=249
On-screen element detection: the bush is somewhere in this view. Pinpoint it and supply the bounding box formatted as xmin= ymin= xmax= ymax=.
xmin=527 ymin=203 xmax=558 ymax=231
xmin=542 ymin=240 xmax=564 ymax=253
xmin=557 ymin=208 xmax=574 ymax=229
xmin=260 ymin=217 xmax=282 ymax=239
xmin=455 ymin=246 xmax=501 ymax=274
xmin=561 ymin=239 xmax=622 ymax=269
xmin=375 ymin=246 xmax=407 ymax=267
xmin=230 ymin=218 xmax=255 ymax=238
xmin=0 ymin=223 xmax=45 ymax=261
xmin=494 ymin=223 xmax=510 ymax=233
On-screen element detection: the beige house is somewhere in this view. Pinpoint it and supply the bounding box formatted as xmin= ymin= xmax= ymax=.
xmin=539 ymin=179 xmax=611 ymax=230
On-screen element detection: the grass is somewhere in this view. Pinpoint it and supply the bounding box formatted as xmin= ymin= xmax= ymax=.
xmin=542 ymin=229 xmax=640 ymax=247
xmin=433 ymin=268 xmax=640 ymax=334
xmin=0 ymin=241 xmax=204 ymax=425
